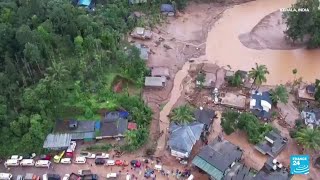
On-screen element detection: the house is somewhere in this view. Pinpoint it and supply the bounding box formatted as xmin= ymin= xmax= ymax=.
xmin=253 ymin=158 xmax=291 ymax=180
xmin=145 ymin=77 xmax=166 ymax=88
xmin=192 ymin=137 xmax=243 ymax=180
xmin=225 ymin=70 xmax=248 ymax=83
xmin=98 ymin=111 xmax=128 ymax=138
xmin=301 ymin=108 xmax=320 ymax=127
xmin=306 ymin=84 xmax=316 ymax=96
xmin=134 ymin=43 xmax=149 ymax=60
xmin=43 ymin=134 xmax=72 ymax=150
xmin=54 ymin=120 xmax=96 ymax=141
xmin=151 ymin=67 xmax=170 ymax=79
xmin=194 ymin=107 xmax=216 ymax=131
xmin=196 ymin=72 xmax=216 ymax=88
xmin=168 ymin=122 xmax=204 ymax=159
xmin=250 ymin=91 xmax=272 ymax=120
xmin=297 ymin=85 xmax=316 ymax=101
xmin=130 ymin=27 xmax=152 ymax=40
xmin=221 ymin=93 xmax=247 ymax=110
xmin=223 ymin=162 xmax=254 ymax=180
xmin=255 ymin=130 xmax=288 ymax=157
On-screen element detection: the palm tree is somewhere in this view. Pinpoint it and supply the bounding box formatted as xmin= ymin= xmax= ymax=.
xmin=295 ymin=128 xmax=320 ymax=151
xmin=229 ymin=71 xmax=243 ymax=87
xmin=270 ymin=84 xmax=289 ymax=105
xmin=170 ymin=105 xmax=195 ymax=125
xmin=249 ymin=63 xmax=269 ymax=90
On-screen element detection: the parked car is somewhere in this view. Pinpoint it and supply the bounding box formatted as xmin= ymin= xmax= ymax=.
xmin=60 ymin=158 xmax=71 ymax=164
xmin=62 ymin=174 xmax=70 ymax=180
xmin=0 ymin=173 xmax=13 ymax=180
xmin=82 ymin=174 xmax=98 ymax=180
xmin=4 ymin=159 xmax=19 ymax=167
xmin=95 ymin=153 xmax=109 ymax=159
xmin=68 ymin=141 xmax=76 ymax=151
xmin=35 ymin=160 xmax=51 ymax=168
xmin=24 ymin=173 xmax=40 ymax=180
xmin=78 ymin=170 xmax=91 ymax=176
xmin=115 ymin=160 xmax=128 ymax=166
xmin=10 ymin=155 xmax=23 ymax=161
xmin=79 ymin=152 xmax=96 ymax=159
xmin=74 ymin=157 xmax=86 ymax=164
xmin=40 ymin=154 xmax=52 ymax=161
xmin=144 ymin=168 xmax=154 ymax=178
xmin=16 ymin=175 xmax=23 ymax=180
xmin=94 ymin=158 xmax=105 ymax=165
xmin=130 ymin=27 xmax=152 ymax=40
xmin=20 ymin=159 xmax=35 ymax=167
xmin=43 ymin=174 xmax=60 ymax=180
xmin=20 ymin=153 xmax=36 ymax=159
xmin=53 ymin=151 xmax=65 ymax=163
xmin=106 ymin=173 xmax=117 ymax=179
xmin=130 ymin=160 xmax=141 ymax=167
xmin=105 ymin=159 xmax=115 ymax=166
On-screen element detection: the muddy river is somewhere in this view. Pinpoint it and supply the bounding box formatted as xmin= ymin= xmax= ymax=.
xmin=206 ymin=0 xmax=320 ymax=85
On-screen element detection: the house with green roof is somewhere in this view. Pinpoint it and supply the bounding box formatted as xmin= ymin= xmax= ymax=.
xmin=192 ymin=137 xmax=248 ymax=180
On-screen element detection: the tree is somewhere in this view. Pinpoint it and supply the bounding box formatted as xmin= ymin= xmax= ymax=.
xmin=196 ymin=72 xmax=205 ymax=88
xmin=295 ymin=128 xmax=320 ymax=151
xmin=270 ymin=85 xmax=289 ymax=105
xmin=221 ymin=110 xmax=239 ymax=135
xmin=228 ymin=71 xmax=243 ymax=87
xmin=170 ymin=105 xmax=195 ymax=125
xmin=249 ymin=63 xmax=269 ymax=89
xmin=283 ymin=0 xmax=320 ymax=48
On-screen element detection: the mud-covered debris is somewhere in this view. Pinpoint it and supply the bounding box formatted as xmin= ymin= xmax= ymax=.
xmin=155 ymin=41 xmax=161 ymax=47
xmin=170 ymin=38 xmax=175 ymax=41
xmin=159 ymin=37 xmax=165 ymax=42
xmin=150 ymin=49 xmax=156 ymax=54
xmin=163 ymin=44 xmax=172 ymax=49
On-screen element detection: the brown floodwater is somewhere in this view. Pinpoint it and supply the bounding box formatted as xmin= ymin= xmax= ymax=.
xmin=206 ymin=0 xmax=320 ymax=85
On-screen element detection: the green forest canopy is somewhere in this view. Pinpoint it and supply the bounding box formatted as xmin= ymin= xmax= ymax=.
xmin=0 ymin=0 xmax=160 ymax=156
xmin=283 ymin=0 xmax=320 ymax=48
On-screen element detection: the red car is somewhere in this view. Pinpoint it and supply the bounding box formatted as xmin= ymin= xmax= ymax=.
xmin=40 ymin=154 xmax=52 ymax=160
xmin=115 ymin=160 xmax=129 ymax=166
xmin=65 ymin=151 xmax=73 ymax=158
xmin=130 ymin=160 xmax=141 ymax=167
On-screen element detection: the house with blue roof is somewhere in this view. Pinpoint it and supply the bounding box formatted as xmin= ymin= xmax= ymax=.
xmin=168 ymin=122 xmax=204 ymax=159
xmin=250 ymin=90 xmax=272 ymax=120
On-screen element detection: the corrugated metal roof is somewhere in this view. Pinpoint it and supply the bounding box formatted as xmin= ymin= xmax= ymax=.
xmin=145 ymin=77 xmax=166 ymax=87
xmin=70 ymin=132 xmax=95 ymax=140
xmin=43 ymin=134 xmax=72 ymax=149
xmin=192 ymin=156 xmax=224 ymax=180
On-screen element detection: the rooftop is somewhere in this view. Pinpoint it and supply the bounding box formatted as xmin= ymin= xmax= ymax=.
xmin=255 ymin=130 xmax=288 ymax=157
xmin=151 ymin=67 xmax=170 ymax=78
xmin=306 ymin=84 xmax=316 ymax=94
xmin=301 ymin=108 xmax=320 ymax=126
xmin=134 ymin=43 xmax=149 ymax=60
xmin=253 ymin=158 xmax=291 ymax=180
xmin=192 ymin=137 xmax=243 ymax=180
xmin=168 ymin=122 xmax=204 ymax=156
xmin=297 ymin=86 xmax=315 ymax=101
xmin=250 ymin=91 xmax=272 ymax=119
xmin=194 ymin=107 xmax=215 ymax=127
xmin=43 ymin=134 xmax=72 ymax=150
xmin=100 ymin=112 xmax=128 ymax=137
xmin=55 ymin=120 xmax=95 ymax=133
xmin=144 ymin=76 xmax=166 ymax=87
xmin=223 ymin=162 xmax=254 ymax=180
xmin=221 ymin=93 xmax=247 ymax=110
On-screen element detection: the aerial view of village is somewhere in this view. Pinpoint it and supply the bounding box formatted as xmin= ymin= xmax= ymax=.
xmin=0 ymin=0 xmax=320 ymax=180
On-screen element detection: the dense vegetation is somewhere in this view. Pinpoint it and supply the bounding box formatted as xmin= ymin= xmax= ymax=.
xmin=170 ymin=105 xmax=195 ymax=125
xmin=270 ymin=84 xmax=289 ymax=105
xmin=221 ymin=110 xmax=273 ymax=144
xmin=0 ymin=0 xmax=160 ymax=156
xmin=283 ymin=0 xmax=320 ymax=48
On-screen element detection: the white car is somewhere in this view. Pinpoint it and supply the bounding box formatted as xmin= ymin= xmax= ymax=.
xmin=79 ymin=152 xmax=95 ymax=159
xmin=0 ymin=173 xmax=13 ymax=180
xmin=74 ymin=156 xmax=86 ymax=164
xmin=106 ymin=173 xmax=117 ymax=179
xmin=60 ymin=158 xmax=71 ymax=164
xmin=67 ymin=141 xmax=76 ymax=152
xmin=10 ymin=155 xmax=23 ymax=161
xmin=62 ymin=174 xmax=70 ymax=180
xmin=95 ymin=153 xmax=109 ymax=159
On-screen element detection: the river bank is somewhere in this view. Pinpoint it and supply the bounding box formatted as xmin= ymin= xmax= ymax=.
xmin=142 ymin=0 xmax=320 ymax=179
